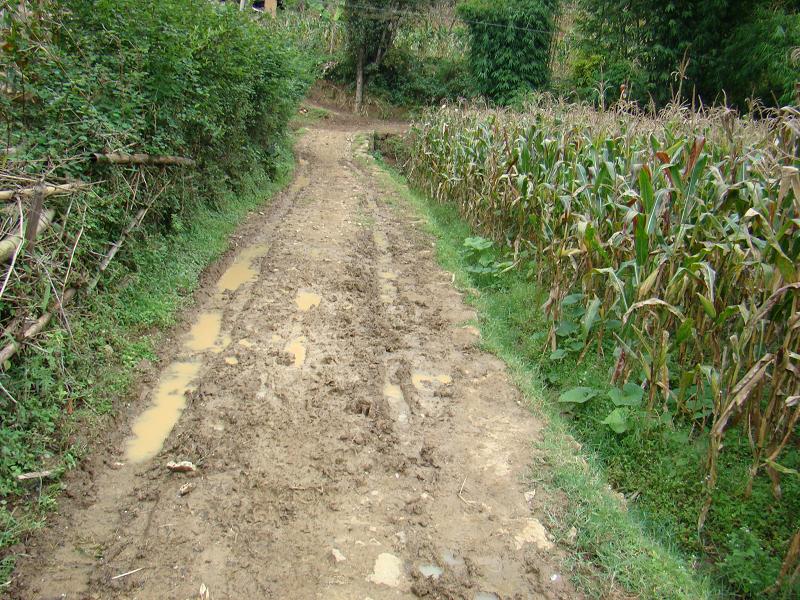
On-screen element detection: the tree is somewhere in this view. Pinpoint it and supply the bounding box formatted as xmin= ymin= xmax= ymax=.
xmin=343 ymin=0 xmax=432 ymax=112
xmin=457 ymin=0 xmax=559 ymax=103
xmin=574 ymin=0 xmax=799 ymax=108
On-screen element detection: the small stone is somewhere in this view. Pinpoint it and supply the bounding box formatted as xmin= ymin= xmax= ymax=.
xmin=419 ymin=565 xmax=443 ymax=579
xmin=331 ymin=548 xmax=347 ymax=563
xmin=514 ymin=518 xmax=554 ymax=551
xmin=566 ymin=526 xmax=578 ymax=544
xmin=166 ymin=461 xmax=197 ymax=474
xmin=524 ymin=490 xmax=536 ymax=504
xmin=178 ymin=482 xmax=194 ymax=496
xmin=366 ymin=553 xmax=404 ymax=588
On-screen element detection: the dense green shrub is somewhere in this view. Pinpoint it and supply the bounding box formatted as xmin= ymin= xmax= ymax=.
xmin=717 ymin=6 xmax=800 ymax=107
xmin=0 ymin=0 xmax=306 ymax=518
xmin=571 ymin=0 xmax=800 ymax=108
xmin=456 ymin=0 xmax=559 ymax=103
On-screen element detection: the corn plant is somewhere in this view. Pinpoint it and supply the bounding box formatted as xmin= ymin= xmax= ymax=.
xmin=408 ymin=98 xmax=800 ymax=586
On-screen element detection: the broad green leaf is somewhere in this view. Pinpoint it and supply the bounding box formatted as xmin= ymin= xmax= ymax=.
xmin=582 ymin=297 xmax=602 ymax=338
xmin=638 ymin=166 xmax=655 ymax=213
xmin=602 ymin=408 xmax=629 ymax=434
xmin=676 ymin=318 xmax=695 ymax=344
xmin=696 ymin=292 xmax=717 ymax=319
xmin=556 ymin=320 xmax=579 ymax=337
xmin=561 ymin=293 xmax=584 ymax=307
xmin=559 ymin=387 xmax=598 ymax=404
xmin=608 ymin=383 xmax=644 ymax=407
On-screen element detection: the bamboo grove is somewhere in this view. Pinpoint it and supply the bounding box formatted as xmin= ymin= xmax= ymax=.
xmin=408 ymin=100 xmax=800 ymax=586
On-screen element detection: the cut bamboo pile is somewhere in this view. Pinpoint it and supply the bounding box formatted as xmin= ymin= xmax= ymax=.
xmin=0 ymin=182 xmax=87 ymax=202
xmin=0 ymin=150 xmax=196 ymax=369
xmin=92 ymin=152 xmax=196 ymax=167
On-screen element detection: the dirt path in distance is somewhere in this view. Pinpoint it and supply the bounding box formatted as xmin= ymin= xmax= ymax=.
xmin=10 ymin=111 xmax=580 ymax=600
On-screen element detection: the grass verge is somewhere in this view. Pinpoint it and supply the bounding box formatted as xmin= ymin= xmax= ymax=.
xmin=371 ymin=156 xmax=718 ymax=599
xmin=0 ymin=141 xmax=297 ymax=588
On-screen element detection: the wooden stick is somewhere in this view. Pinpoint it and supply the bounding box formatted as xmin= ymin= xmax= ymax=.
xmin=16 ymin=470 xmax=53 ymax=481
xmin=0 ymin=182 xmax=87 ymax=202
xmin=87 ymin=208 xmax=147 ymax=291
xmin=0 ymin=288 xmax=76 ymax=368
xmin=110 ymin=567 xmax=144 ymax=580
xmin=92 ymin=152 xmax=195 ymax=167
xmin=0 ymin=208 xmax=55 ymax=262
xmin=24 ymin=186 xmax=44 ymax=252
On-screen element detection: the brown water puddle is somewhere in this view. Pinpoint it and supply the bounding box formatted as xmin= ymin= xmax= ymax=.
xmin=185 ymin=311 xmax=229 ymax=353
xmin=127 ymin=310 xmax=230 ymax=462
xmin=285 ymin=336 xmax=307 ymax=367
xmin=125 ymin=361 xmax=201 ymax=463
xmin=216 ymin=244 xmax=269 ymax=293
xmin=412 ymin=372 xmax=452 ymax=389
xmin=383 ymin=383 xmax=410 ymax=424
xmin=295 ymin=290 xmax=321 ymax=312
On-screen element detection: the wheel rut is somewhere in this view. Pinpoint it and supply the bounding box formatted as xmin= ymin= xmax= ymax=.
xmin=10 ymin=116 xmax=579 ymax=600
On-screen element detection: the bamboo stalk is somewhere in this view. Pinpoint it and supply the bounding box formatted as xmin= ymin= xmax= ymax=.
xmin=0 ymin=208 xmax=55 ymax=262
xmin=24 ymin=186 xmax=44 ymax=252
xmin=0 ymin=288 xmax=76 ymax=368
xmin=92 ymin=152 xmax=195 ymax=167
xmin=87 ymin=208 xmax=147 ymax=291
xmin=0 ymin=182 xmax=88 ymax=202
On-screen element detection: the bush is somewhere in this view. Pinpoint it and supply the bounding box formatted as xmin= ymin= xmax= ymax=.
xmin=0 ymin=0 xmax=307 ymax=509
xmin=456 ymin=0 xmax=559 ymax=103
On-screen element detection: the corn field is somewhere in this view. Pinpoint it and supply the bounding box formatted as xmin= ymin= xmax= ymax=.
xmin=408 ymin=99 xmax=800 ymax=587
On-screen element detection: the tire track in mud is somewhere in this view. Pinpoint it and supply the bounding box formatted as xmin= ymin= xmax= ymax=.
xmin=11 ymin=117 xmax=581 ymax=600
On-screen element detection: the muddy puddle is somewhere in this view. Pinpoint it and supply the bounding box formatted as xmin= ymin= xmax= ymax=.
xmin=127 ymin=308 xmax=231 ymax=462
xmin=412 ymin=372 xmax=452 ymax=389
xmin=383 ymin=382 xmax=410 ymax=424
xmin=185 ymin=311 xmax=230 ymax=353
xmin=216 ymin=244 xmax=269 ymax=293
xmin=125 ymin=361 xmax=201 ymax=462
xmin=295 ymin=290 xmax=321 ymax=311
xmin=285 ymin=336 xmax=307 ymax=367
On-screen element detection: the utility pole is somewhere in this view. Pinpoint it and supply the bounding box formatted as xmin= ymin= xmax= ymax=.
xmin=239 ymin=0 xmax=247 ymax=10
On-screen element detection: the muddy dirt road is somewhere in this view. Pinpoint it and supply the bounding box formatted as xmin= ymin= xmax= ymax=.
xmin=11 ymin=113 xmax=578 ymax=599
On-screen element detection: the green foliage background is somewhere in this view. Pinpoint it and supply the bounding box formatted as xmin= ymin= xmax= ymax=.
xmin=569 ymin=0 xmax=800 ymax=108
xmin=457 ymin=0 xmax=559 ymax=103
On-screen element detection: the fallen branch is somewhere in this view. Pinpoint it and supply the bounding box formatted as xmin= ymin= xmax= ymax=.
xmin=0 ymin=208 xmax=55 ymax=262
xmin=87 ymin=208 xmax=147 ymax=292
xmin=111 ymin=567 xmax=144 ymax=581
xmin=16 ymin=470 xmax=53 ymax=481
xmin=92 ymin=152 xmax=195 ymax=167
xmin=0 ymin=287 xmax=76 ymax=368
xmin=0 ymin=182 xmax=88 ymax=202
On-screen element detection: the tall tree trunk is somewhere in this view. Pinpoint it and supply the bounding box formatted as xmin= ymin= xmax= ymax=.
xmin=355 ymin=47 xmax=364 ymax=114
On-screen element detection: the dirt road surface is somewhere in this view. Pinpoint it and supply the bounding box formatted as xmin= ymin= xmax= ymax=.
xmin=11 ymin=112 xmax=579 ymax=599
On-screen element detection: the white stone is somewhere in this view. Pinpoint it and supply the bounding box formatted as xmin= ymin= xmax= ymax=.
xmin=514 ymin=518 xmax=554 ymax=551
